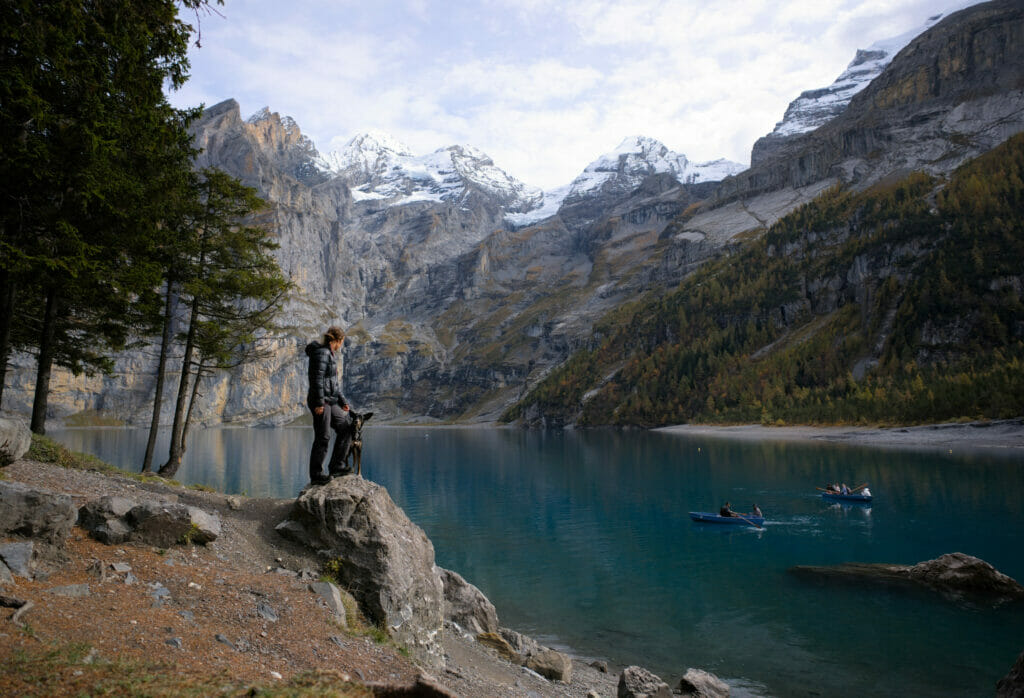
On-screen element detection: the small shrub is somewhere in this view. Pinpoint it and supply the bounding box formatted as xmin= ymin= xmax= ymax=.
xmin=178 ymin=523 xmax=201 ymax=545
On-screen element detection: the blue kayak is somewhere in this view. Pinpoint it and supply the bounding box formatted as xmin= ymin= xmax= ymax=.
xmin=821 ymin=492 xmax=872 ymax=503
xmin=689 ymin=511 xmax=765 ymax=526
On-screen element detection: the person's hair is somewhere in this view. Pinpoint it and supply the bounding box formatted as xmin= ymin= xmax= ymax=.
xmin=323 ymin=326 xmax=345 ymax=345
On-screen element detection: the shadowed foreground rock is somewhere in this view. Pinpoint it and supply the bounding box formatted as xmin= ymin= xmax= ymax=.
xmin=0 ymin=481 xmax=76 ymax=546
xmin=790 ymin=552 xmax=1024 ymax=602
xmin=997 ymin=649 xmax=1024 ymax=698
xmin=276 ymin=476 xmax=445 ymax=669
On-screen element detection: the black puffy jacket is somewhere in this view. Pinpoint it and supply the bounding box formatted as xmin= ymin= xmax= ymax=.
xmin=305 ymin=341 xmax=347 ymax=409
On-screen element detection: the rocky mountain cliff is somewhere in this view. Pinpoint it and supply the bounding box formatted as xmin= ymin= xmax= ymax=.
xmin=3 ymin=95 xmax=744 ymax=425
xmin=718 ymin=0 xmax=1024 ymax=202
xmin=5 ymin=1 xmax=1022 ymax=429
xmin=751 ymin=4 xmax=976 ymax=164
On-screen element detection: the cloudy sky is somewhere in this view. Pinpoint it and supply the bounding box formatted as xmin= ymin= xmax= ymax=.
xmin=168 ymin=0 xmax=982 ymax=189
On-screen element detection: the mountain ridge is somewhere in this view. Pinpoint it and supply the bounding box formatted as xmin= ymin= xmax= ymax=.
xmin=3 ymin=1 xmax=1021 ymax=429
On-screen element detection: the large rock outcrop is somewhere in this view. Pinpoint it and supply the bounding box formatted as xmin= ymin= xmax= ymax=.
xmin=276 ymin=476 xmax=445 ymax=668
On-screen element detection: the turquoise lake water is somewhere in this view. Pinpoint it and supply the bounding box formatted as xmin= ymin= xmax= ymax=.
xmin=49 ymin=426 xmax=1024 ymax=697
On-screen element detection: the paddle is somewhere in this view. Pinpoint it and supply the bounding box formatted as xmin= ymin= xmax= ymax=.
xmin=850 ymin=482 xmax=868 ymax=493
xmin=733 ymin=511 xmax=764 ymax=530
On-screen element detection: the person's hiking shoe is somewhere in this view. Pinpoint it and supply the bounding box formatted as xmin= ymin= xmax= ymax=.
xmin=329 ymin=468 xmax=353 ymax=478
xmin=310 ymin=473 xmax=331 ymax=486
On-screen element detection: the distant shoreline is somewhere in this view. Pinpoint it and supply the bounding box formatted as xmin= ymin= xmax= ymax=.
xmin=655 ymin=419 xmax=1024 ymax=453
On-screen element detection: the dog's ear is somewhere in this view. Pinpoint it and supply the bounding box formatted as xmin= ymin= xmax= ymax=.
xmin=363 ymin=412 xmax=373 ymax=422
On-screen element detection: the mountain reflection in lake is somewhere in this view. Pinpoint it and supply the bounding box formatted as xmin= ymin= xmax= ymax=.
xmin=49 ymin=426 xmax=1024 ymax=697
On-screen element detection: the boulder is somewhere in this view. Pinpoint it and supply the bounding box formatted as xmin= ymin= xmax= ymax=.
xmin=78 ymin=497 xmax=221 ymax=547
xmin=997 ymin=648 xmax=1024 ymax=698
xmin=678 ymin=668 xmax=730 ymax=697
xmin=181 ymin=506 xmax=222 ymax=544
xmin=277 ymin=476 xmax=444 ymax=668
xmin=476 ymin=631 xmax=521 ymax=663
xmin=0 ymin=541 xmax=35 ymax=579
xmin=0 ymin=417 xmax=31 ymax=464
xmin=618 ymin=665 xmax=672 ymax=698
xmin=78 ymin=496 xmax=136 ymax=544
xmin=526 ymin=649 xmax=573 ymax=683
xmin=0 ymin=559 xmax=13 ymax=585
xmin=0 ymin=481 xmax=77 ymax=546
xmin=500 ymin=627 xmax=542 ymax=659
xmin=437 ymin=566 xmax=499 ymax=635
xmin=309 ymin=580 xmax=350 ymax=629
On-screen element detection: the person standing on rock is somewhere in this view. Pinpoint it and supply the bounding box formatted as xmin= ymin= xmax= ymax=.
xmin=306 ymin=326 xmax=351 ymax=485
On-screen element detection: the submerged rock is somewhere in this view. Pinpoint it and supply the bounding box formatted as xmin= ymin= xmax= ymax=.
xmin=905 ymin=553 xmax=1023 ymax=597
xmin=790 ymin=552 xmax=1024 ymax=602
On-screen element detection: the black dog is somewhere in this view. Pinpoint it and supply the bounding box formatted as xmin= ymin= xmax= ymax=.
xmin=339 ymin=411 xmax=372 ymax=476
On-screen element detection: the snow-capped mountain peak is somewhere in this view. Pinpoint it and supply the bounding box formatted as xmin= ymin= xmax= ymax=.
xmin=317 ymin=130 xmax=414 ymax=182
xmin=571 ymin=135 xmax=743 ymax=196
xmin=506 ymin=136 xmax=745 ymax=227
xmin=767 ymin=4 xmax=978 ymax=139
xmin=318 ymin=135 xmax=541 ymax=211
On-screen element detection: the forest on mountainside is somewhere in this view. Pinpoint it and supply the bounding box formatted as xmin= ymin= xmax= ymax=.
xmin=504 ymin=133 xmax=1024 ymax=428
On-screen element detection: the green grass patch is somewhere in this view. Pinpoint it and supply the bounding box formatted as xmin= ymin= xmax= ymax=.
xmin=63 ymin=410 xmax=126 ymax=427
xmin=27 ymin=434 xmax=189 ymax=490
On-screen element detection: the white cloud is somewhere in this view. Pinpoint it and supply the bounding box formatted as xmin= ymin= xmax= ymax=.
xmin=168 ymin=0 xmax=987 ymax=190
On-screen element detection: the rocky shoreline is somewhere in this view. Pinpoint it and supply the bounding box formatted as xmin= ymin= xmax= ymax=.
xmin=0 ymin=417 xmax=721 ymax=697
xmin=4 ymin=416 xmax=1024 ymax=697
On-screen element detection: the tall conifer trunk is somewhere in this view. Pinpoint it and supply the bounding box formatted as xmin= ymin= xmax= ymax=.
xmin=30 ymin=288 xmax=59 ymax=434
xmin=142 ymin=281 xmax=176 ymax=472
xmin=159 ymin=293 xmax=199 ymax=477
xmin=180 ymin=358 xmax=207 ymax=462
xmin=0 ymin=272 xmax=16 ymax=409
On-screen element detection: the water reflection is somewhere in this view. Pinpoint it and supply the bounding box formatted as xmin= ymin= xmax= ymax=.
xmin=47 ymin=426 xmax=1024 ymax=697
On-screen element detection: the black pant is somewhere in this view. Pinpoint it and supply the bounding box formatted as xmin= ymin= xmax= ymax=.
xmin=309 ymin=403 xmax=352 ymax=478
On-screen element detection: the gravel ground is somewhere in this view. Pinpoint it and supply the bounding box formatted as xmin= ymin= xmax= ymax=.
xmin=656 ymin=418 xmax=1024 ymax=453
xmin=0 ymin=459 xmax=620 ymax=697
